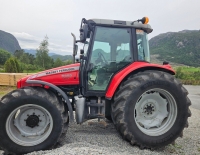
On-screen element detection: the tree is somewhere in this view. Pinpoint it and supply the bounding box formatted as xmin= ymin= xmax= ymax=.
xmin=35 ymin=36 xmax=52 ymax=69
xmin=65 ymin=60 xmax=72 ymax=65
xmin=20 ymin=53 xmax=30 ymax=64
xmin=14 ymin=49 xmax=35 ymax=65
xmin=0 ymin=49 xmax=11 ymax=65
xmin=53 ymin=58 xmax=63 ymax=67
xmin=14 ymin=50 xmax=24 ymax=59
xmin=4 ymin=57 xmax=21 ymax=73
xmin=28 ymin=53 xmax=35 ymax=65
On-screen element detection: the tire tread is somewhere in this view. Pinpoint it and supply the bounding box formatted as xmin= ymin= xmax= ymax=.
xmin=111 ymin=70 xmax=191 ymax=149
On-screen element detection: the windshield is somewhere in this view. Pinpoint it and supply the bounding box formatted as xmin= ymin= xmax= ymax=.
xmin=136 ymin=29 xmax=150 ymax=62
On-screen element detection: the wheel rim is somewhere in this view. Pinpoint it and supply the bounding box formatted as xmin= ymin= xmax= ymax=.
xmin=6 ymin=104 xmax=53 ymax=146
xmin=134 ymin=88 xmax=177 ymax=136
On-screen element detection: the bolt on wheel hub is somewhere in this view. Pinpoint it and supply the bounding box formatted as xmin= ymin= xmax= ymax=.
xmin=143 ymin=103 xmax=155 ymax=115
xmin=26 ymin=114 xmax=40 ymax=128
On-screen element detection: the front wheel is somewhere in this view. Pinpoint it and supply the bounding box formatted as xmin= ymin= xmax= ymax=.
xmin=112 ymin=71 xmax=191 ymax=149
xmin=0 ymin=87 xmax=68 ymax=155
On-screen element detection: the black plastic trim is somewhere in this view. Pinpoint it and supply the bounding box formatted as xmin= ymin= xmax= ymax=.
xmin=106 ymin=97 xmax=112 ymax=100
xmin=132 ymin=28 xmax=138 ymax=61
xmin=26 ymin=80 xmax=74 ymax=123
xmin=82 ymin=27 xmax=98 ymax=96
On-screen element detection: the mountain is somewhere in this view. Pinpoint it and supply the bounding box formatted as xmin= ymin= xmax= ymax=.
xmin=49 ymin=53 xmax=58 ymax=56
xmin=24 ymin=49 xmax=58 ymax=57
xmin=24 ymin=49 xmax=36 ymax=55
xmin=0 ymin=30 xmax=21 ymax=53
xmin=149 ymin=30 xmax=200 ymax=67
xmin=24 ymin=49 xmax=57 ymax=57
xmin=51 ymin=54 xmax=73 ymax=61
xmin=23 ymin=49 xmax=73 ymax=61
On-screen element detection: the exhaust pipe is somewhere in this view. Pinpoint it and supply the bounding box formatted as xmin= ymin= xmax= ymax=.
xmin=71 ymin=33 xmax=78 ymax=63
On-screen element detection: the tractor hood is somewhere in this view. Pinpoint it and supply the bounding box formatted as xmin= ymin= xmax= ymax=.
xmin=17 ymin=63 xmax=80 ymax=88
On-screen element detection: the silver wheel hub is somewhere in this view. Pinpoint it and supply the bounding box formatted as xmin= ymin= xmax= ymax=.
xmin=6 ymin=104 xmax=53 ymax=146
xmin=134 ymin=89 xmax=177 ymax=136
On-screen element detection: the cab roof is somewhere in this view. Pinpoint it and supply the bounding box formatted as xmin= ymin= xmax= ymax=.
xmin=87 ymin=18 xmax=153 ymax=34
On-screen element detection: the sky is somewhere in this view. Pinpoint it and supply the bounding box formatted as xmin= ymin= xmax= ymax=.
xmin=0 ymin=0 xmax=200 ymax=55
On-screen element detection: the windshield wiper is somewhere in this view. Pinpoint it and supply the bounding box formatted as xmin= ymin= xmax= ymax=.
xmin=143 ymin=49 xmax=145 ymax=60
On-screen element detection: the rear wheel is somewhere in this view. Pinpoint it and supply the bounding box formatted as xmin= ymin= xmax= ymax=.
xmin=112 ymin=71 xmax=191 ymax=149
xmin=0 ymin=87 xmax=68 ymax=154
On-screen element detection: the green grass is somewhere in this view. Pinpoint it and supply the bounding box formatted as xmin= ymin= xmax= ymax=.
xmin=175 ymin=66 xmax=200 ymax=85
xmin=0 ymin=86 xmax=16 ymax=98
xmin=178 ymin=67 xmax=200 ymax=72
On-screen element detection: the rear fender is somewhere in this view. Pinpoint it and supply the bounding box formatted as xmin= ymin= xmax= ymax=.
xmin=105 ymin=62 xmax=175 ymax=99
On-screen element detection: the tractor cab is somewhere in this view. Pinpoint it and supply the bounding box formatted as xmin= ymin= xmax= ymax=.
xmin=73 ymin=17 xmax=153 ymax=96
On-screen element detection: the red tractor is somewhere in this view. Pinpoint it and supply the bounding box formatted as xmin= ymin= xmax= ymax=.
xmin=0 ymin=17 xmax=191 ymax=154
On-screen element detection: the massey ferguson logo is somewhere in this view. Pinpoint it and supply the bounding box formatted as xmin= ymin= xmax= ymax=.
xmin=46 ymin=68 xmax=75 ymax=75
xmin=27 ymin=66 xmax=79 ymax=80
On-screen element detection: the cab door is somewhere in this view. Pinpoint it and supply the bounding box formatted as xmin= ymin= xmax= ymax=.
xmin=84 ymin=26 xmax=133 ymax=96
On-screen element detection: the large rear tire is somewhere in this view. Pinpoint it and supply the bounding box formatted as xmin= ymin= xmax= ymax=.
xmin=112 ymin=71 xmax=191 ymax=149
xmin=0 ymin=87 xmax=68 ymax=155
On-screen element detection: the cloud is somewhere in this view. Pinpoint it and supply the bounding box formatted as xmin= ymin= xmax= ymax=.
xmin=48 ymin=41 xmax=73 ymax=55
xmin=1 ymin=0 xmax=199 ymax=56
xmin=12 ymin=32 xmax=41 ymax=49
xmin=11 ymin=32 xmax=73 ymax=55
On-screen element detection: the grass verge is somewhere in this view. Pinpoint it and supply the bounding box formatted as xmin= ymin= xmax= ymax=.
xmin=0 ymin=86 xmax=16 ymax=98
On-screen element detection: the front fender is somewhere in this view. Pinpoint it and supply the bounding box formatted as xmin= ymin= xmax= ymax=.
xmin=26 ymin=80 xmax=74 ymax=123
xmin=105 ymin=62 xmax=175 ymax=99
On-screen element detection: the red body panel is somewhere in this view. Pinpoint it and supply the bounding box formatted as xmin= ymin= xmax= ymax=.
xmin=18 ymin=63 xmax=80 ymax=88
xmin=105 ymin=62 xmax=175 ymax=98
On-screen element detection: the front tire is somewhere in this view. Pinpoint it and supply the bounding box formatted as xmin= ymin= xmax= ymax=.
xmin=0 ymin=87 xmax=67 ymax=154
xmin=112 ymin=71 xmax=191 ymax=149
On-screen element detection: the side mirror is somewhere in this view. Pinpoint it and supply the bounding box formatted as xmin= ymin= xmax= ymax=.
xmin=76 ymin=58 xmax=80 ymax=63
xmin=74 ymin=44 xmax=78 ymax=55
xmin=80 ymin=49 xmax=84 ymax=54
xmin=80 ymin=24 xmax=88 ymax=42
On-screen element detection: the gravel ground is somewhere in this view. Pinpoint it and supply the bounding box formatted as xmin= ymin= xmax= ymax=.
xmin=23 ymin=107 xmax=199 ymax=155
xmin=0 ymin=107 xmax=194 ymax=155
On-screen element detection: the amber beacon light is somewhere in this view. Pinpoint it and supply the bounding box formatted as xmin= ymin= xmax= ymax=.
xmin=132 ymin=17 xmax=149 ymax=25
xmin=141 ymin=17 xmax=149 ymax=24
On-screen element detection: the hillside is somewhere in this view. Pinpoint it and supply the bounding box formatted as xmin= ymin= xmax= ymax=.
xmin=149 ymin=30 xmax=200 ymax=67
xmin=51 ymin=54 xmax=73 ymax=61
xmin=24 ymin=49 xmax=57 ymax=57
xmin=24 ymin=50 xmax=73 ymax=61
xmin=0 ymin=30 xmax=21 ymax=53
